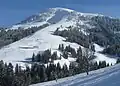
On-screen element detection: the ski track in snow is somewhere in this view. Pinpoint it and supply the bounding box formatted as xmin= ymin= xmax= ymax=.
xmin=30 ymin=64 xmax=120 ymax=86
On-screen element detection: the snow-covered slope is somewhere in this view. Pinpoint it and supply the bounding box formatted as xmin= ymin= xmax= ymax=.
xmin=0 ymin=7 xmax=116 ymax=68
xmin=94 ymin=44 xmax=116 ymax=64
xmin=0 ymin=20 xmax=79 ymax=68
xmin=30 ymin=63 xmax=120 ymax=86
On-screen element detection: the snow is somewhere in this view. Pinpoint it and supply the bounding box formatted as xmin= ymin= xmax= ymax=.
xmin=0 ymin=20 xmax=80 ymax=68
xmin=30 ymin=63 xmax=120 ymax=86
xmin=94 ymin=44 xmax=116 ymax=64
xmin=0 ymin=7 xmax=117 ymax=86
xmin=51 ymin=7 xmax=74 ymax=12
xmin=9 ymin=7 xmax=102 ymax=30
xmin=54 ymin=57 xmax=76 ymax=68
xmin=94 ymin=53 xmax=116 ymax=64
xmin=0 ymin=20 xmax=116 ymax=68
xmin=10 ymin=21 xmax=47 ymax=30
xmin=94 ymin=44 xmax=104 ymax=52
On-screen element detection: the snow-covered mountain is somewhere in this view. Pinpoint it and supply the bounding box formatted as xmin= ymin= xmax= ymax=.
xmin=10 ymin=7 xmax=102 ymax=29
xmin=0 ymin=7 xmax=118 ymax=68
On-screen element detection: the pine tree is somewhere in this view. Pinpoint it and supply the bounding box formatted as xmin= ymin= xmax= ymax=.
xmin=51 ymin=52 xmax=57 ymax=61
xmin=116 ymin=58 xmax=120 ymax=64
xmin=62 ymin=64 xmax=69 ymax=77
xmin=77 ymin=47 xmax=82 ymax=57
xmin=15 ymin=64 xmax=19 ymax=74
xmin=56 ymin=63 xmax=61 ymax=78
xmin=61 ymin=44 xmax=64 ymax=52
xmin=32 ymin=53 xmax=35 ymax=62
xmin=63 ymin=51 xmax=68 ymax=59
xmin=36 ymin=53 xmax=41 ymax=62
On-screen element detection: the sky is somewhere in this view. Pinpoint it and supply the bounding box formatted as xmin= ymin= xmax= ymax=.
xmin=0 ymin=0 xmax=120 ymax=27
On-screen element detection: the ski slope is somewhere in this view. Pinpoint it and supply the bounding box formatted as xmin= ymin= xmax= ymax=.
xmin=0 ymin=20 xmax=79 ymax=68
xmin=30 ymin=63 xmax=120 ymax=86
xmin=0 ymin=7 xmax=117 ymax=69
xmin=0 ymin=19 xmax=116 ymax=69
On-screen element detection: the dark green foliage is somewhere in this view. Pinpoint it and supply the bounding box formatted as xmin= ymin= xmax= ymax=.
xmin=51 ymin=52 xmax=57 ymax=61
xmin=65 ymin=45 xmax=76 ymax=58
xmin=32 ymin=49 xmax=58 ymax=63
xmin=63 ymin=51 xmax=68 ymax=59
xmin=32 ymin=53 xmax=35 ymax=62
xmin=58 ymin=44 xmax=64 ymax=52
xmin=103 ymin=44 xmax=120 ymax=57
xmin=0 ymin=57 xmax=109 ymax=86
xmin=54 ymin=29 xmax=90 ymax=48
xmin=116 ymin=58 xmax=120 ymax=64
xmin=77 ymin=47 xmax=82 ymax=57
xmin=0 ymin=24 xmax=49 ymax=48
xmin=89 ymin=62 xmax=98 ymax=71
xmin=90 ymin=16 xmax=120 ymax=47
xmin=98 ymin=61 xmax=107 ymax=69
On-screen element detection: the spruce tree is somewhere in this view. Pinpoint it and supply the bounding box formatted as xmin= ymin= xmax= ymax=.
xmin=32 ymin=53 xmax=35 ymax=62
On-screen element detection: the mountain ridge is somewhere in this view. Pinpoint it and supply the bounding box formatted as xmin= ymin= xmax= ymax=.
xmin=10 ymin=7 xmax=104 ymax=30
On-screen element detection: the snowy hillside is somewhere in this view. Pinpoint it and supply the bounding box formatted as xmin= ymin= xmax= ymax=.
xmin=30 ymin=63 xmax=120 ymax=86
xmin=0 ymin=20 xmax=78 ymax=67
xmin=0 ymin=7 xmax=117 ymax=69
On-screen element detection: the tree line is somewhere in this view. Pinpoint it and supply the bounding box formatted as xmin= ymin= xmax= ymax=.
xmin=0 ymin=24 xmax=49 ymax=48
xmin=0 ymin=58 xmax=110 ymax=86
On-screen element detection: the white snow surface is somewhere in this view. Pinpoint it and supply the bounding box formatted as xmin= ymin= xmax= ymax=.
xmin=0 ymin=20 xmax=79 ymax=68
xmin=9 ymin=7 xmax=103 ymax=30
xmin=51 ymin=7 xmax=74 ymax=12
xmin=94 ymin=44 xmax=116 ymax=64
xmin=10 ymin=21 xmax=47 ymax=30
xmin=30 ymin=63 xmax=120 ymax=86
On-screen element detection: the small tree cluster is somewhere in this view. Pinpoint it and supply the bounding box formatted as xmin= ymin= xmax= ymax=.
xmin=32 ymin=49 xmax=58 ymax=63
xmin=58 ymin=44 xmax=77 ymax=59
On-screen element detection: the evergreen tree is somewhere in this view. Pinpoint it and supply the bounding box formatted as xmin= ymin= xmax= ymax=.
xmin=62 ymin=64 xmax=69 ymax=77
xmin=51 ymin=52 xmax=57 ymax=61
xmin=63 ymin=51 xmax=68 ymax=59
xmin=77 ymin=47 xmax=82 ymax=57
xmin=15 ymin=64 xmax=19 ymax=74
xmin=32 ymin=53 xmax=35 ymax=62
xmin=116 ymin=58 xmax=120 ymax=64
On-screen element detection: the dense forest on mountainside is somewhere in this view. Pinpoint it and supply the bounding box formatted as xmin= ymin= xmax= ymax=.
xmin=0 ymin=24 xmax=48 ymax=48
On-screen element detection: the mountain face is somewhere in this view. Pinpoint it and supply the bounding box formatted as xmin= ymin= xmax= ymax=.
xmin=1 ymin=7 xmax=120 ymax=68
xmin=12 ymin=8 xmax=120 ymax=47
xmin=19 ymin=7 xmax=98 ymax=24
xmin=11 ymin=7 xmax=100 ymax=29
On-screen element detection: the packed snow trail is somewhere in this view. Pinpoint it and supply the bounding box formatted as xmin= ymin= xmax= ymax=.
xmin=66 ymin=66 xmax=120 ymax=86
xmin=31 ymin=64 xmax=120 ymax=86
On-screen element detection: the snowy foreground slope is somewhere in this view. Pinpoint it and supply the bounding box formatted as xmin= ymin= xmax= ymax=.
xmin=0 ymin=7 xmax=116 ymax=68
xmin=31 ymin=63 xmax=120 ymax=86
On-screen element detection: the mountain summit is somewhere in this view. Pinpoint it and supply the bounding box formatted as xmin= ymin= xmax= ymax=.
xmin=20 ymin=7 xmax=100 ymax=24
xmin=11 ymin=7 xmax=102 ymax=29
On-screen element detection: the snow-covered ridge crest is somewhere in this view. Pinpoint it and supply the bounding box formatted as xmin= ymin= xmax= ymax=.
xmin=10 ymin=7 xmax=104 ymax=30
xmin=50 ymin=7 xmax=74 ymax=12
